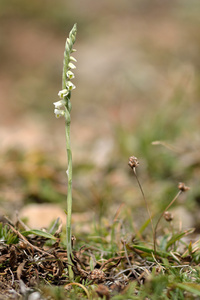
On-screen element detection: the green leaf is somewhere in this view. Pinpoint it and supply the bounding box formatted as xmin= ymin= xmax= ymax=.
xmin=166 ymin=228 xmax=194 ymax=250
xmin=22 ymin=229 xmax=57 ymax=240
xmin=175 ymin=282 xmax=200 ymax=296
xmin=130 ymin=244 xmax=180 ymax=261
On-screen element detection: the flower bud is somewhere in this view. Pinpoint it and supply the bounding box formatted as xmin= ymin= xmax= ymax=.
xmin=70 ymin=56 xmax=77 ymax=62
xmin=68 ymin=62 xmax=76 ymax=69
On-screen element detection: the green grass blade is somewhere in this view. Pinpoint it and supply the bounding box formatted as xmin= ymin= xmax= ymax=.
xmin=175 ymin=282 xmax=200 ymax=296
xmin=22 ymin=229 xmax=57 ymax=240
xmin=139 ymin=218 xmax=151 ymax=234
xmin=131 ymin=244 xmax=170 ymax=258
xmin=166 ymin=228 xmax=195 ymax=250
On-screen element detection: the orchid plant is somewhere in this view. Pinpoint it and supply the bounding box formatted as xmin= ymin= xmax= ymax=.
xmin=53 ymin=24 xmax=77 ymax=280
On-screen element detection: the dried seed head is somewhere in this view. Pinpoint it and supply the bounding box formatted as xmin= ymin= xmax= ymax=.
xmin=18 ymin=240 xmax=27 ymax=249
xmin=88 ymin=269 xmax=106 ymax=283
xmin=164 ymin=211 xmax=173 ymax=222
xmin=128 ymin=156 xmax=139 ymax=169
xmin=178 ymin=182 xmax=190 ymax=192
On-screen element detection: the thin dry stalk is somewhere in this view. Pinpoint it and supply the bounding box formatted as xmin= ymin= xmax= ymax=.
xmin=128 ymin=156 xmax=154 ymax=238
xmin=153 ymin=182 xmax=190 ymax=254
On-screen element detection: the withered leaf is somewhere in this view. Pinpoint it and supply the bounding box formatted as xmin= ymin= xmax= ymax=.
xmin=17 ymin=261 xmax=26 ymax=280
xmin=9 ymin=245 xmax=17 ymax=269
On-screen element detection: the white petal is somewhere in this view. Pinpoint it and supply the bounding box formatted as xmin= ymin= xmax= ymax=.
xmin=53 ymin=100 xmax=65 ymax=109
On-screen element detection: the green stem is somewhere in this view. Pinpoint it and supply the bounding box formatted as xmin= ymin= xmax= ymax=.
xmin=65 ymin=104 xmax=74 ymax=280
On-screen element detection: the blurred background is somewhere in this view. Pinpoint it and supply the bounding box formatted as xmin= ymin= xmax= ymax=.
xmin=0 ymin=0 xmax=200 ymax=234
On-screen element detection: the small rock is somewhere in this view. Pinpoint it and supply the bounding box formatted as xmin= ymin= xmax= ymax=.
xmin=170 ymin=206 xmax=195 ymax=229
xmin=17 ymin=203 xmax=93 ymax=233
xmin=18 ymin=204 xmax=66 ymax=229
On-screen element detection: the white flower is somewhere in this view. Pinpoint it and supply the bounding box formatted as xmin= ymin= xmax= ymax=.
xmin=66 ymin=81 xmax=76 ymax=91
xmin=53 ymin=100 xmax=65 ymax=109
xmin=54 ymin=108 xmax=65 ymax=118
xmin=66 ymin=70 xmax=75 ymax=79
xmin=68 ymin=62 xmax=76 ymax=69
xmin=58 ymin=89 xmax=69 ymax=98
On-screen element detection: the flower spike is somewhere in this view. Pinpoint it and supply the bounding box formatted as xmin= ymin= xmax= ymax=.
xmin=53 ymin=24 xmax=77 ymax=281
